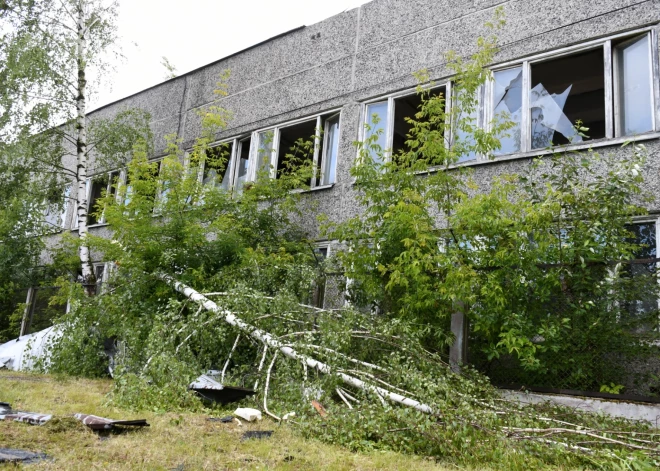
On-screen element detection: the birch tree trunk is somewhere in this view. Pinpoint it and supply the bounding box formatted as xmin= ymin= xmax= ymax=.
xmin=75 ymin=0 xmax=94 ymax=295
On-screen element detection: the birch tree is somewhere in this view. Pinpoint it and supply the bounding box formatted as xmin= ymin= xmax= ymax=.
xmin=0 ymin=0 xmax=151 ymax=294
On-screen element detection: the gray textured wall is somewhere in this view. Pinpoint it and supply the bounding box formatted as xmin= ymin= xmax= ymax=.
xmin=75 ymin=0 xmax=660 ymax=243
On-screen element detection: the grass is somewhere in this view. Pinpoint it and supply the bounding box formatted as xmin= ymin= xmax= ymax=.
xmin=0 ymin=370 xmax=463 ymax=470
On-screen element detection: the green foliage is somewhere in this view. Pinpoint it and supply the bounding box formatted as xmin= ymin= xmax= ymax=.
xmin=324 ymin=16 xmax=659 ymax=391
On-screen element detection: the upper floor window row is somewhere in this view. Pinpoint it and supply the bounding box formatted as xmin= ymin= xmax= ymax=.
xmin=198 ymin=111 xmax=340 ymax=193
xmin=363 ymin=29 xmax=659 ymax=163
xmin=58 ymin=111 xmax=341 ymax=230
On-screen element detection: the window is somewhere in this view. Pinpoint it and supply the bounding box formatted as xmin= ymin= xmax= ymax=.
xmin=309 ymin=246 xmax=330 ymax=309
xmin=622 ymin=222 xmax=659 ymax=330
xmin=487 ymin=30 xmax=658 ymax=157
xmin=42 ymin=184 xmax=71 ymax=232
xmin=86 ymin=170 xmax=121 ymax=226
xmin=87 ymin=174 xmax=109 ymax=225
xmin=363 ymin=86 xmax=449 ymax=164
xmin=234 ymin=137 xmax=252 ymax=192
xmin=251 ymin=112 xmax=340 ymax=188
xmin=530 ymin=48 xmax=605 ymax=148
xmin=94 ymin=263 xmax=105 ymax=295
xmin=492 ymin=67 xmax=523 ymax=155
xmin=195 ymin=137 xmax=252 ymax=194
xmin=202 ymin=145 xmax=233 ymax=191
xmin=320 ymin=114 xmax=340 ymax=186
xmin=614 ymin=35 xmax=655 ymax=137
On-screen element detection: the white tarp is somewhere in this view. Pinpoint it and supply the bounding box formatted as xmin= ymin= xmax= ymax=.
xmin=0 ymin=326 xmax=60 ymax=371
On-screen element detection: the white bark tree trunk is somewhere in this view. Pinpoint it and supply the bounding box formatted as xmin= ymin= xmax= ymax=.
xmin=162 ymin=274 xmax=434 ymax=414
xmin=75 ymin=0 xmax=94 ymax=295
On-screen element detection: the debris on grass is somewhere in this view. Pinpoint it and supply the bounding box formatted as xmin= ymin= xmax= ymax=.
xmin=241 ymin=430 xmax=273 ymax=440
xmin=206 ymin=416 xmax=234 ymax=423
xmin=311 ymin=400 xmax=327 ymax=419
xmin=74 ymin=413 xmax=149 ymax=431
xmin=188 ymin=374 xmax=255 ymax=404
xmin=0 ymin=448 xmax=49 ymax=464
xmin=2 ymin=411 xmax=52 ymax=425
xmin=234 ymin=408 xmax=262 ymax=422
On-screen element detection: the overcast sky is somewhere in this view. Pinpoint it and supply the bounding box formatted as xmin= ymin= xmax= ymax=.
xmin=93 ymin=0 xmax=369 ymax=110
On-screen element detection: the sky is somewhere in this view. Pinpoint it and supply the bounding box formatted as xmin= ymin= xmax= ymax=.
xmin=93 ymin=0 xmax=370 ymax=110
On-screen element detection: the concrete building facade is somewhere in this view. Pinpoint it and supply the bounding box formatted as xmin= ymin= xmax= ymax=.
xmin=58 ymin=0 xmax=660 ymax=248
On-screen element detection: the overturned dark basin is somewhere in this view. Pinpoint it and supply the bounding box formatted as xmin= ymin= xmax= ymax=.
xmin=189 ymin=375 xmax=255 ymax=404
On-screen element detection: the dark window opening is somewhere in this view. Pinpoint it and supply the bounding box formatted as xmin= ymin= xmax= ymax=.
xmin=531 ymin=49 xmax=605 ymax=149
xmin=88 ymin=175 xmax=109 ymax=225
xmin=108 ymin=171 xmax=120 ymax=199
xmin=392 ymin=86 xmax=446 ymax=161
xmin=276 ymin=120 xmax=317 ymax=179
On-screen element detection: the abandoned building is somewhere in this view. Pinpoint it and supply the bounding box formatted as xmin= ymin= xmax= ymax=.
xmin=16 ymin=0 xmax=660 ymax=405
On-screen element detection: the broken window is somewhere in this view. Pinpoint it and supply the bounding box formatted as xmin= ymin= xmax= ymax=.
xmin=487 ymin=30 xmax=657 ymax=156
xmin=614 ymin=34 xmax=654 ymax=137
xmin=492 ymin=67 xmax=523 ymax=155
xmin=531 ymin=49 xmax=605 ymax=149
xmin=392 ymin=93 xmax=423 ymax=157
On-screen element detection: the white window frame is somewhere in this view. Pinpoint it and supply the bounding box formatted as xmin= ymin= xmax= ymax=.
xmin=248 ymin=110 xmax=342 ymax=188
xmin=484 ymin=27 xmax=659 ymax=157
xmin=359 ymin=82 xmax=453 ymax=163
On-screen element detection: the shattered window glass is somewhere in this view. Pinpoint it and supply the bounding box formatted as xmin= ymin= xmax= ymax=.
xmin=492 ymin=67 xmax=522 ymax=155
xmin=615 ymin=35 xmax=654 ymax=137
xmin=530 ymin=49 xmax=605 ymax=149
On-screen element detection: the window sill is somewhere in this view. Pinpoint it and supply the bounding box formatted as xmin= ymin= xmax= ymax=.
xmin=349 ymin=132 xmax=660 ymax=186
xmin=457 ymin=132 xmax=660 ymax=170
xmin=290 ymin=183 xmax=335 ymax=195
